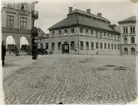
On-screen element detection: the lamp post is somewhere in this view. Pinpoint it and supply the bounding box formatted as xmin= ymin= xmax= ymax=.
xmin=31 ymin=1 xmax=39 ymax=60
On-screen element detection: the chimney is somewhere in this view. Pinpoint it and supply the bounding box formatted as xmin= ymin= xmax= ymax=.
xmin=97 ymin=13 xmax=102 ymax=17
xmin=87 ymin=9 xmax=91 ymax=14
xmin=69 ymin=7 xmax=73 ymax=13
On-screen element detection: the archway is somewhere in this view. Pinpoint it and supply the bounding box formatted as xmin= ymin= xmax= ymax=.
xmin=20 ymin=36 xmax=29 ymax=51
xmin=131 ymin=47 xmax=135 ymax=55
xmin=124 ymin=48 xmax=128 ymax=55
xmin=6 ymin=35 xmax=16 ymax=51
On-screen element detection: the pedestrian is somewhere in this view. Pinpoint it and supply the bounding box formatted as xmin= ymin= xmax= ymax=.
xmin=1 ymin=41 xmax=6 ymax=66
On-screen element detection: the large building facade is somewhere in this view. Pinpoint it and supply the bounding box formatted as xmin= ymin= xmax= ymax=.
xmin=37 ymin=7 xmax=121 ymax=55
xmin=1 ymin=1 xmax=38 ymax=54
xmin=118 ymin=16 xmax=136 ymax=55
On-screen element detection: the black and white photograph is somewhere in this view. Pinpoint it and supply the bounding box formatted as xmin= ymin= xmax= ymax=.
xmin=1 ymin=0 xmax=138 ymax=104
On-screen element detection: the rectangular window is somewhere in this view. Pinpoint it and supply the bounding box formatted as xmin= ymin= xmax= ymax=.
xmin=100 ymin=32 xmax=102 ymax=38
xmin=52 ymin=42 xmax=55 ymax=50
xmin=108 ymin=33 xmax=109 ymax=38
xmin=86 ymin=42 xmax=89 ymax=50
xmin=123 ymin=27 xmax=125 ymax=34
xmin=80 ymin=28 xmax=83 ymax=33
xmin=91 ymin=30 xmax=93 ymax=34
xmin=59 ymin=30 xmax=61 ymax=35
xmin=58 ymin=42 xmax=61 ymax=50
xmin=96 ymin=42 xmax=98 ymax=49
xmin=111 ymin=44 xmax=113 ymax=49
xmin=91 ymin=42 xmax=94 ymax=50
xmin=100 ymin=43 xmax=103 ymax=49
xmin=46 ymin=43 xmax=48 ymax=49
xmin=86 ymin=29 xmax=89 ymax=33
xmin=96 ymin=31 xmax=98 ymax=38
xmin=114 ymin=44 xmax=116 ymax=49
xmin=20 ymin=17 xmax=27 ymax=29
xmin=71 ymin=41 xmax=75 ymax=50
xmin=108 ymin=43 xmax=110 ymax=49
xmin=41 ymin=43 xmax=43 ymax=48
xmin=64 ymin=29 xmax=68 ymax=33
xmin=71 ymin=28 xmax=74 ymax=33
xmin=80 ymin=41 xmax=84 ymax=50
xmin=6 ymin=15 xmax=14 ymax=28
xmin=104 ymin=43 xmax=106 ymax=49
xmin=52 ymin=31 xmax=55 ymax=34
xmin=118 ymin=44 xmax=120 ymax=49
xmin=104 ymin=32 xmax=106 ymax=36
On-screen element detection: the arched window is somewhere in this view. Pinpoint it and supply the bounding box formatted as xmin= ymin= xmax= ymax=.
xmin=131 ymin=48 xmax=135 ymax=55
xmin=131 ymin=37 xmax=135 ymax=44
xmin=124 ymin=48 xmax=128 ymax=55
xmin=124 ymin=37 xmax=127 ymax=44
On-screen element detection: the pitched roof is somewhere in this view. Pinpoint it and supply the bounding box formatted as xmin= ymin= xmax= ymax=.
xmin=118 ymin=16 xmax=136 ymax=24
xmin=48 ymin=15 xmax=119 ymax=33
xmin=70 ymin=9 xmax=110 ymax=22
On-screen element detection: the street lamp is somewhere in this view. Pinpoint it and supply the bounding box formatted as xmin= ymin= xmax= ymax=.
xmin=31 ymin=2 xmax=39 ymax=60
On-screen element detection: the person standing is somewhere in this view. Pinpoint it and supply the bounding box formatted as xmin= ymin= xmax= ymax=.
xmin=1 ymin=41 xmax=6 ymax=66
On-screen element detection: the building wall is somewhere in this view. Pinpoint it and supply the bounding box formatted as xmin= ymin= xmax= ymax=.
xmin=119 ymin=22 xmax=136 ymax=55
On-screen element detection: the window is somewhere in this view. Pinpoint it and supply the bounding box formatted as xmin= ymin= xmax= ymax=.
xmin=118 ymin=44 xmax=120 ymax=49
xmin=71 ymin=28 xmax=74 ymax=33
xmin=133 ymin=27 xmax=135 ymax=33
xmin=91 ymin=42 xmax=94 ymax=50
xmin=104 ymin=43 xmax=106 ymax=49
xmin=130 ymin=27 xmax=135 ymax=33
xmin=131 ymin=37 xmax=135 ymax=44
xmin=91 ymin=30 xmax=93 ymax=34
xmin=86 ymin=42 xmax=89 ymax=50
xmin=124 ymin=37 xmax=127 ymax=44
xmin=108 ymin=33 xmax=109 ymax=38
xmin=96 ymin=42 xmax=98 ymax=49
xmin=108 ymin=43 xmax=110 ymax=49
xmin=86 ymin=29 xmax=89 ymax=33
xmin=64 ymin=29 xmax=68 ymax=33
xmin=71 ymin=41 xmax=75 ymax=50
xmin=58 ymin=42 xmax=61 ymax=50
xmin=80 ymin=28 xmax=83 ymax=33
xmin=46 ymin=43 xmax=48 ymax=49
xmin=41 ymin=43 xmax=43 ymax=48
xmin=20 ymin=17 xmax=27 ymax=29
xmin=52 ymin=31 xmax=55 ymax=34
xmin=100 ymin=43 xmax=103 ymax=49
xmin=52 ymin=42 xmax=55 ymax=50
xmin=80 ymin=41 xmax=84 ymax=50
xmin=96 ymin=31 xmax=98 ymax=38
xmin=59 ymin=30 xmax=61 ymax=35
xmin=123 ymin=27 xmax=128 ymax=34
xmin=21 ymin=3 xmax=27 ymax=10
xmin=100 ymin=32 xmax=102 ymax=38
xmin=111 ymin=44 xmax=113 ymax=49
xmin=6 ymin=15 xmax=14 ymax=28
xmin=104 ymin=32 xmax=106 ymax=36
xmin=114 ymin=44 xmax=116 ymax=49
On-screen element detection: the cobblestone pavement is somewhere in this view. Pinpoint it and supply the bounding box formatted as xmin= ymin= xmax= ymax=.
xmin=3 ymin=55 xmax=137 ymax=104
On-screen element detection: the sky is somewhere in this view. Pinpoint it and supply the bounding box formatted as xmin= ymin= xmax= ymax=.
xmin=34 ymin=0 xmax=136 ymax=33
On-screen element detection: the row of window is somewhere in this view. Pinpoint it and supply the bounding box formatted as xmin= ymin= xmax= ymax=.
xmin=52 ymin=29 xmax=120 ymax=40
xmin=40 ymin=41 xmax=120 ymax=51
xmin=123 ymin=27 xmax=135 ymax=34
xmin=6 ymin=15 xmax=27 ymax=29
xmin=124 ymin=37 xmax=135 ymax=44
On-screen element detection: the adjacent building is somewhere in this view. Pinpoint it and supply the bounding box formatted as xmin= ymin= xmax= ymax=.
xmin=118 ymin=16 xmax=136 ymax=55
xmin=38 ymin=7 xmax=121 ymax=55
xmin=1 ymin=1 xmax=38 ymax=54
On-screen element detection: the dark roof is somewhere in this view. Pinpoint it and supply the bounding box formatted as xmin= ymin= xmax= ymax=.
xmin=70 ymin=9 xmax=110 ymax=22
xmin=48 ymin=15 xmax=119 ymax=33
xmin=118 ymin=16 xmax=136 ymax=24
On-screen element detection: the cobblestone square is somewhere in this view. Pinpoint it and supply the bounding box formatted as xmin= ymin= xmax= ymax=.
xmin=3 ymin=55 xmax=137 ymax=104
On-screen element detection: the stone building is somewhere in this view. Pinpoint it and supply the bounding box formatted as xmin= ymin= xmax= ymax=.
xmin=37 ymin=7 xmax=121 ymax=55
xmin=1 ymin=1 xmax=38 ymax=54
xmin=118 ymin=16 xmax=136 ymax=55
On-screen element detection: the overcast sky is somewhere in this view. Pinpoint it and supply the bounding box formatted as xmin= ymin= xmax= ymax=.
xmin=34 ymin=0 xmax=136 ymax=33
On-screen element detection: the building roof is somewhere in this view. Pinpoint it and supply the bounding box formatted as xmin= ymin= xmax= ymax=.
xmin=70 ymin=9 xmax=110 ymax=22
xmin=48 ymin=14 xmax=119 ymax=33
xmin=118 ymin=16 xmax=136 ymax=24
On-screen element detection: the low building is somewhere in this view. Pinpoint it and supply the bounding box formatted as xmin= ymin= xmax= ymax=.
xmin=118 ymin=16 xmax=136 ymax=55
xmin=37 ymin=7 xmax=121 ymax=55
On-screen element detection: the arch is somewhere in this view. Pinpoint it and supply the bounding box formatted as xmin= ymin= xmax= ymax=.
xmin=20 ymin=36 xmax=29 ymax=51
xmin=131 ymin=37 xmax=135 ymax=44
xmin=124 ymin=37 xmax=127 ymax=44
xmin=124 ymin=48 xmax=128 ymax=55
xmin=131 ymin=47 xmax=135 ymax=55
xmin=6 ymin=35 xmax=16 ymax=50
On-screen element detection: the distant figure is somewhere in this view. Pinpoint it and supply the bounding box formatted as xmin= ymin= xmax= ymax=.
xmin=1 ymin=41 xmax=6 ymax=66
